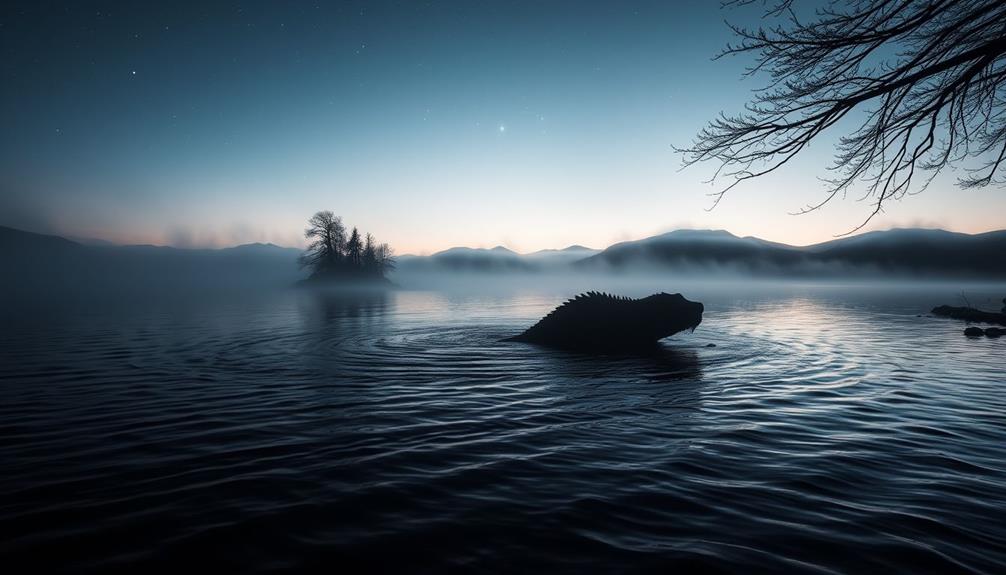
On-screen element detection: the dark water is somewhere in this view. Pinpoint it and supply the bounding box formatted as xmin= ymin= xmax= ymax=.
xmin=2 ymin=280 xmax=1005 ymax=573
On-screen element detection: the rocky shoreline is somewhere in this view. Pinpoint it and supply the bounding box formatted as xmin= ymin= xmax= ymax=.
xmin=933 ymin=298 xmax=1006 ymax=338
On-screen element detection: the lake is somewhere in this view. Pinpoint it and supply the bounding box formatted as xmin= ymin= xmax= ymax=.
xmin=1 ymin=279 xmax=1004 ymax=573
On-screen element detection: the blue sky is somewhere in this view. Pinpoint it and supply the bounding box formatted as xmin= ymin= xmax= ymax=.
xmin=2 ymin=1 xmax=1003 ymax=253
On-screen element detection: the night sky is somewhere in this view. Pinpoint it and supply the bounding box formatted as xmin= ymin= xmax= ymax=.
xmin=2 ymin=1 xmax=1003 ymax=252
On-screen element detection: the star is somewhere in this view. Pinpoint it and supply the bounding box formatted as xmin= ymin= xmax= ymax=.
xmin=131 ymin=70 xmax=137 ymax=75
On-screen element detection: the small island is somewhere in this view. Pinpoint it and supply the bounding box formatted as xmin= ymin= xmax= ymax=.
xmin=297 ymin=211 xmax=395 ymax=287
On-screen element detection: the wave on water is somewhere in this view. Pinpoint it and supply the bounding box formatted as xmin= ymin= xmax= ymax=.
xmin=1 ymin=285 xmax=1005 ymax=572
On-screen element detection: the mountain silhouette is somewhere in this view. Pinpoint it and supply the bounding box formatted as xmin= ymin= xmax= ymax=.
xmin=572 ymin=228 xmax=1006 ymax=277
xmin=0 ymin=226 xmax=303 ymax=296
xmin=3 ymin=226 xmax=1005 ymax=295
xmin=396 ymin=244 xmax=601 ymax=273
xmin=807 ymin=229 xmax=1006 ymax=276
xmin=573 ymin=229 xmax=803 ymax=273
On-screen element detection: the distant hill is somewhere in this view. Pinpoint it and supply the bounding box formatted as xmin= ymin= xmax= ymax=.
xmin=525 ymin=245 xmax=602 ymax=266
xmin=574 ymin=228 xmax=1006 ymax=277
xmin=0 ymin=226 xmax=304 ymax=296
xmin=572 ymin=230 xmax=804 ymax=274
xmin=808 ymin=229 xmax=1006 ymax=276
xmin=396 ymin=244 xmax=600 ymax=273
xmin=395 ymin=227 xmax=1006 ymax=278
xmin=3 ymin=225 xmax=1004 ymax=295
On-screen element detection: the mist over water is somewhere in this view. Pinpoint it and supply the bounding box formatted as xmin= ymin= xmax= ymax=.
xmin=2 ymin=279 xmax=1005 ymax=572
xmin=4 ymin=0 xmax=1005 ymax=570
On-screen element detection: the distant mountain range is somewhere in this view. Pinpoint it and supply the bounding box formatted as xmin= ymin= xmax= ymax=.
xmin=573 ymin=228 xmax=1006 ymax=277
xmin=397 ymin=244 xmax=600 ymax=272
xmin=398 ymin=228 xmax=1006 ymax=278
xmin=2 ymin=225 xmax=1005 ymax=296
xmin=0 ymin=226 xmax=303 ymax=295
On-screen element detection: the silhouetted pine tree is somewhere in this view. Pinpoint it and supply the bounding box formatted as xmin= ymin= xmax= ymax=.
xmin=346 ymin=228 xmax=362 ymax=269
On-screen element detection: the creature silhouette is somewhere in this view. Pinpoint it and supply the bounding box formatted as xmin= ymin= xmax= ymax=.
xmin=504 ymin=292 xmax=703 ymax=351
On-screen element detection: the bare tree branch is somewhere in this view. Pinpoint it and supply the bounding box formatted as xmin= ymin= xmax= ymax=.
xmin=680 ymin=0 xmax=1006 ymax=233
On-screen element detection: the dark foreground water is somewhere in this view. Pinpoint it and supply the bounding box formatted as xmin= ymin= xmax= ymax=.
xmin=1 ymin=279 xmax=1005 ymax=573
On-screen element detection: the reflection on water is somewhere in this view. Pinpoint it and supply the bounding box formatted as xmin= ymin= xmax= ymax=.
xmin=299 ymin=288 xmax=392 ymax=323
xmin=1 ymin=281 xmax=1005 ymax=573
xmin=539 ymin=346 xmax=703 ymax=383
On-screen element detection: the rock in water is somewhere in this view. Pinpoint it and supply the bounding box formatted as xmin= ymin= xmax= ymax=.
xmin=932 ymin=305 xmax=1006 ymax=325
xmin=504 ymin=292 xmax=703 ymax=351
xmin=964 ymin=327 xmax=985 ymax=337
xmin=985 ymin=327 xmax=1004 ymax=338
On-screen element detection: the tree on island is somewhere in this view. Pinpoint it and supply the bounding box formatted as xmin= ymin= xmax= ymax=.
xmin=299 ymin=211 xmax=394 ymax=282
xmin=346 ymin=227 xmax=362 ymax=268
xmin=681 ymin=0 xmax=1006 ymax=233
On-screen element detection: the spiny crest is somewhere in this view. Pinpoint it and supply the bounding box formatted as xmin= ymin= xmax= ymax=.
xmin=564 ymin=291 xmax=632 ymax=305
xmin=533 ymin=292 xmax=635 ymax=325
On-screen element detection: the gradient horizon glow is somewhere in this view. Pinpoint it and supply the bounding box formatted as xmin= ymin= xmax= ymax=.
xmin=2 ymin=1 xmax=1004 ymax=254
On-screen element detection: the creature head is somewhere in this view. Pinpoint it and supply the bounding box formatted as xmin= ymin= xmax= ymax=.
xmin=643 ymin=292 xmax=704 ymax=339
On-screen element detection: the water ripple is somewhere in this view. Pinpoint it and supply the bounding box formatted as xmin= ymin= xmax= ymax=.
xmin=1 ymin=284 xmax=1005 ymax=573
